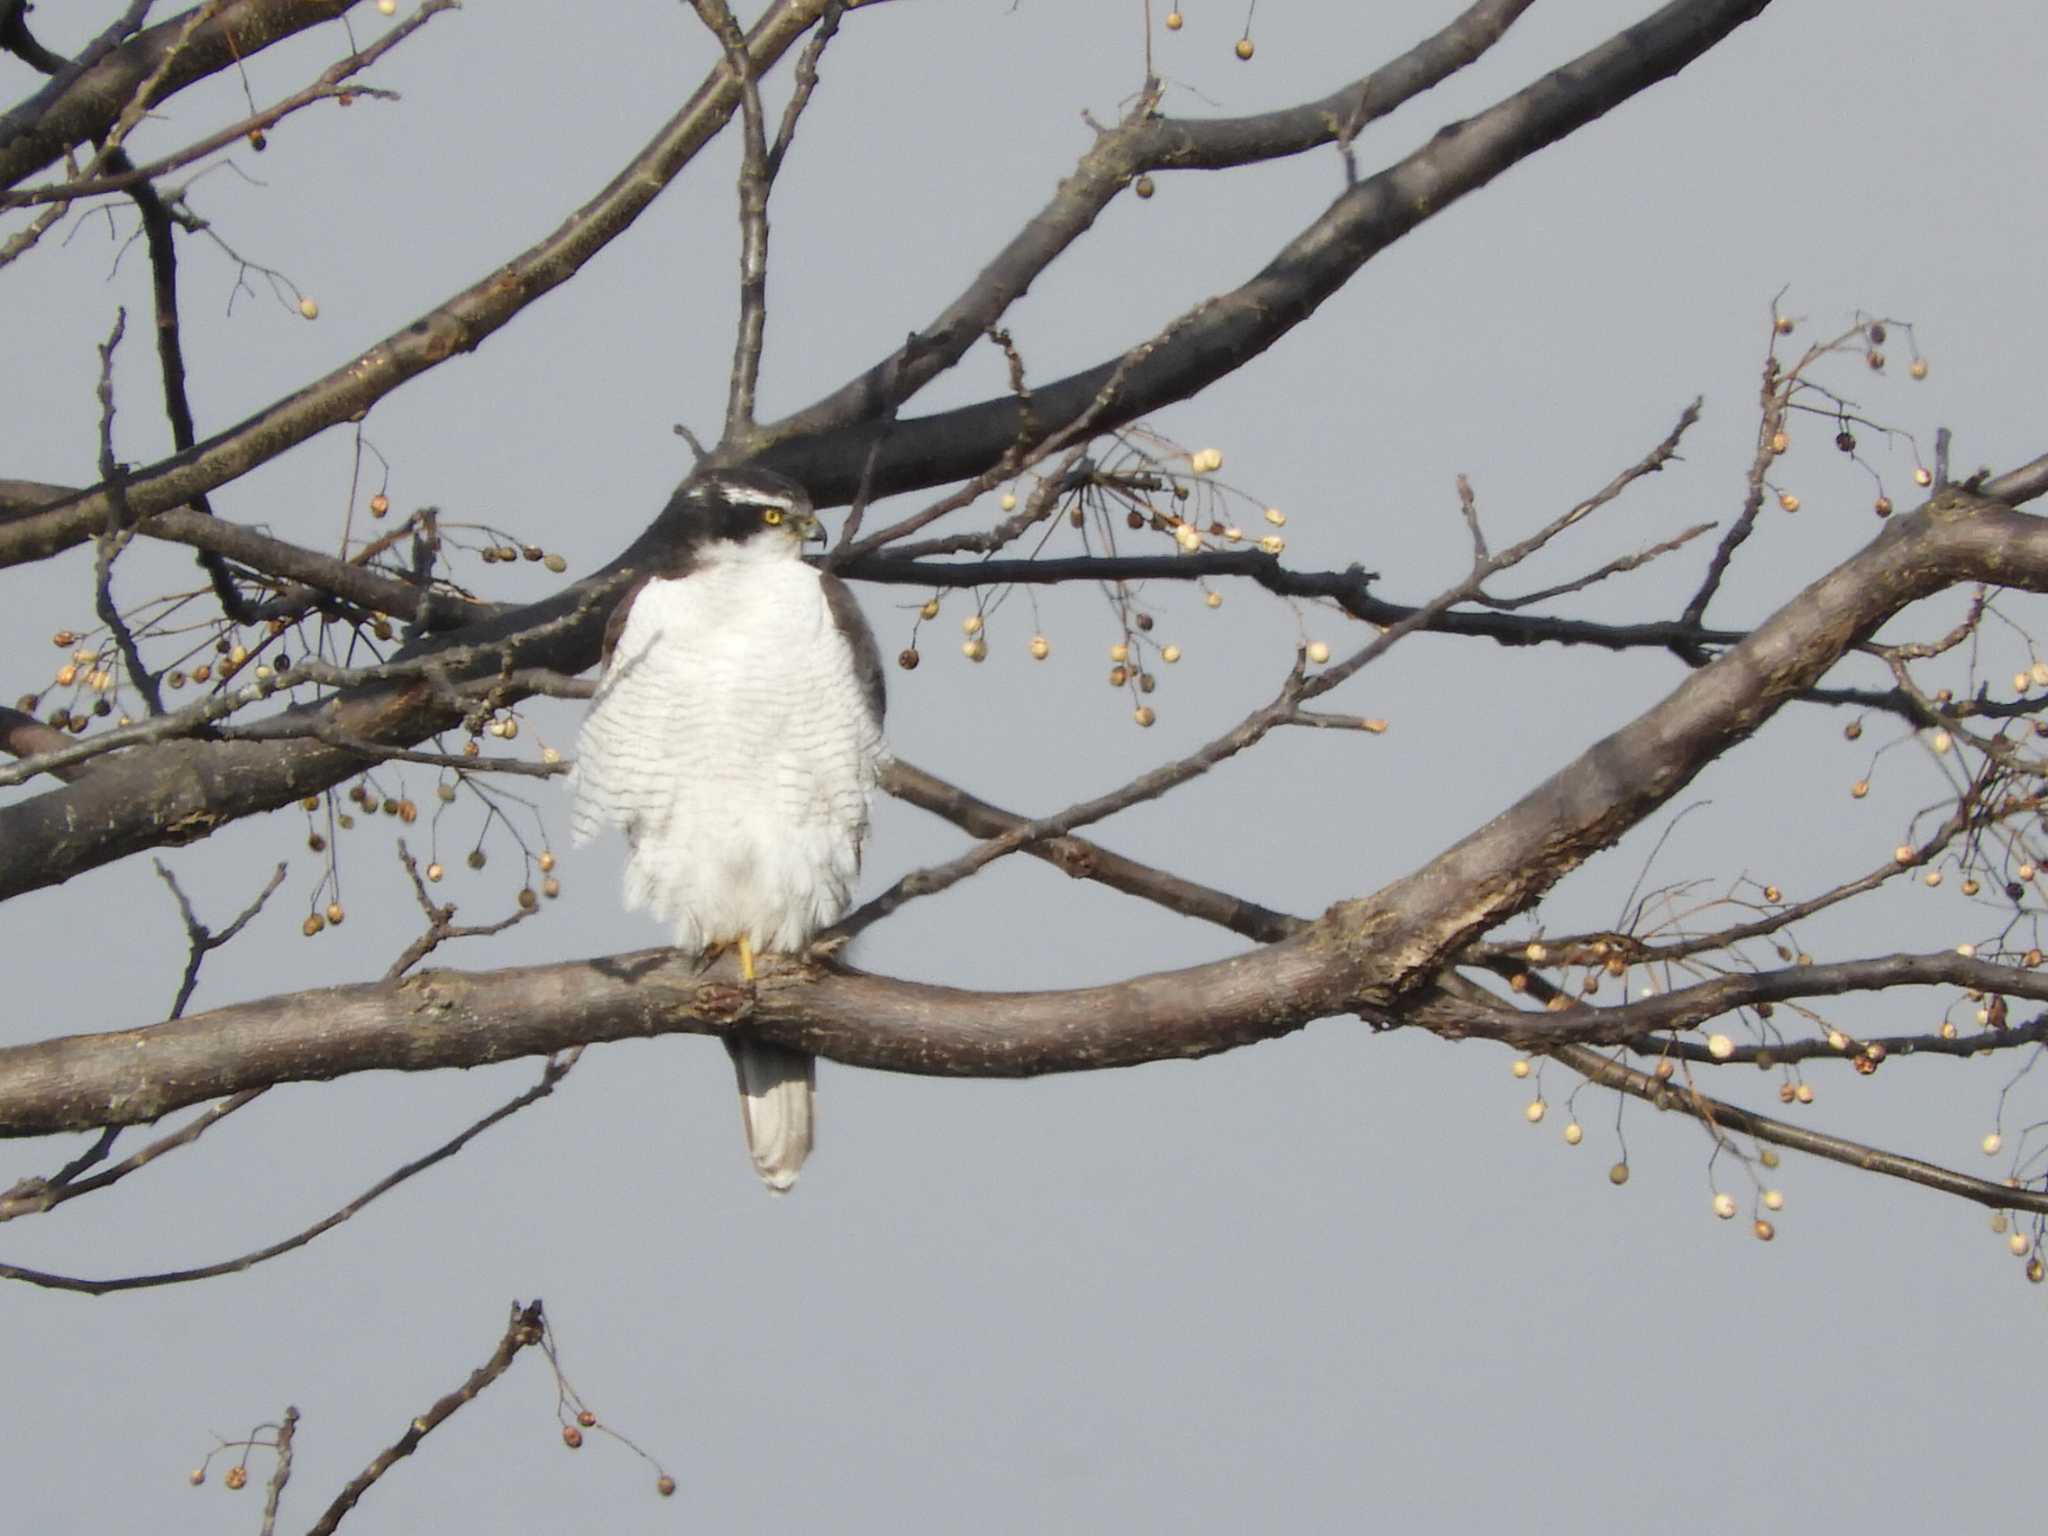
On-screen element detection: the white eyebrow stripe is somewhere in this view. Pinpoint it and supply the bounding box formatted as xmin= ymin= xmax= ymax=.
xmin=716 ymin=485 xmax=800 ymax=509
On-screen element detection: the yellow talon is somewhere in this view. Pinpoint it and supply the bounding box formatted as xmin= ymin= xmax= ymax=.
xmin=737 ymin=936 xmax=756 ymax=983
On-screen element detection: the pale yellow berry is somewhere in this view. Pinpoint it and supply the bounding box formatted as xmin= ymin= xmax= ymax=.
xmin=1770 ymin=431 xmax=1790 ymax=454
xmin=1161 ymin=644 xmax=1182 ymax=664
xmin=1234 ymin=36 xmax=1254 ymax=59
xmin=1221 ymin=526 xmax=1244 ymax=542
xmin=1264 ymin=507 xmax=1287 ymax=526
xmin=1826 ymin=1030 xmax=1847 ymax=1051
xmin=540 ymin=745 xmax=561 ymax=765
xmin=1609 ymin=1162 xmax=1630 ymax=1185
xmin=1164 ymin=9 xmax=1183 ymax=27
xmin=2016 ymin=672 xmax=2032 ymax=694
xmin=1957 ymin=943 xmax=1976 ymax=958
xmin=377 ymin=0 xmax=397 ymax=12
xmin=1133 ymin=705 xmax=1156 ymax=728
xmin=1930 ymin=729 xmax=1952 ymax=754
xmin=1511 ymin=1059 xmax=1532 ymax=1079
xmin=298 ymin=296 xmax=320 ymax=320
xmin=962 ymin=638 xmax=987 ymax=662
xmin=2023 ymin=864 xmax=2038 ymax=882
xmin=1305 ymin=641 xmax=1331 ymax=665
xmin=1563 ymin=1122 xmax=1583 ymax=1146
xmin=1190 ymin=448 xmax=1223 ymax=474
xmin=2010 ymin=1232 xmax=2032 ymax=1257
xmin=1712 ymin=1192 xmax=1738 ymax=1220
xmin=1794 ymin=1083 xmax=1814 ymax=1104
xmin=2031 ymin=661 xmax=2048 ymax=688
xmin=999 ymin=492 xmax=1018 ymax=512
xmin=1174 ymin=524 xmax=1203 ymax=553
xmin=427 ymin=862 xmax=445 ymax=882
xmin=1762 ymin=1189 xmax=1784 ymax=1211
xmin=1914 ymin=467 xmax=1933 ymax=487
xmin=1204 ymin=591 xmax=1222 ymax=608
xmin=1993 ymin=1212 xmax=2011 ymax=1234
xmin=1924 ymin=870 xmax=1942 ymax=887
xmin=1759 ymin=1149 xmax=1779 ymax=1168
xmin=1109 ymin=642 xmax=1129 ymax=663
xmin=1523 ymin=1099 xmax=1546 ymax=1124
xmin=1778 ymin=492 xmax=1800 ymax=513
xmin=1029 ymin=634 xmax=1050 ymax=660
xmin=1850 ymin=779 xmax=1869 ymax=799
xmin=1258 ymin=535 xmax=1285 ymax=556
xmin=1983 ymin=1132 xmax=2004 ymax=1156
xmin=920 ymin=598 xmax=941 ymax=621
xmin=1941 ymin=1021 xmax=1959 ymax=1040
xmin=962 ymin=614 xmax=983 ymax=636
xmin=1894 ymin=845 xmax=1915 ymax=864
xmin=1909 ymin=358 xmax=1928 ymax=380
xmin=1524 ymin=942 xmax=1548 ymax=963
xmin=1753 ymin=1219 xmax=1776 ymax=1242
xmin=1706 ymin=1033 xmax=1735 ymax=1060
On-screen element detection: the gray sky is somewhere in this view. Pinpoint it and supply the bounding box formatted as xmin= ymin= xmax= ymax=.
xmin=5 ymin=3 xmax=2047 ymax=1531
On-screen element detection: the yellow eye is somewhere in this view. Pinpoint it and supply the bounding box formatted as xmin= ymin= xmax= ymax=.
xmin=763 ymin=508 xmax=784 ymax=525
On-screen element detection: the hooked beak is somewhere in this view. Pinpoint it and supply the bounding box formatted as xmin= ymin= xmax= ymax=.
xmin=795 ymin=510 xmax=825 ymax=544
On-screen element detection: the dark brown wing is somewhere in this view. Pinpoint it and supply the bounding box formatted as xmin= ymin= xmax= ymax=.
xmin=820 ymin=571 xmax=885 ymax=728
xmin=599 ymin=574 xmax=652 ymax=672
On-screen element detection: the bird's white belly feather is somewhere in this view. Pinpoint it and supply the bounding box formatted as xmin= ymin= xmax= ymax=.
xmin=568 ymin=557 xmax=882 ymax=954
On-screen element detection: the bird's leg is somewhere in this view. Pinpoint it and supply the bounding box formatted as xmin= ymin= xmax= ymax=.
xmin=737 ymin=936 xmax=756 ymax=983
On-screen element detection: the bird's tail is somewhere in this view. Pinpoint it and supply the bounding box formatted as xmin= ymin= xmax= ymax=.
xmin=726 ymin=1038 xmax=815 ymax=1193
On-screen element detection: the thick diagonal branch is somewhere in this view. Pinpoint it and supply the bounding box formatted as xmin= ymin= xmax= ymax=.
xmin=755 ymin=0 xmax=1772 ymax=503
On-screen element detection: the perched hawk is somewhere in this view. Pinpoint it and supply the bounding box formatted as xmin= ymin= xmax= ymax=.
xmin=569 ymin=468 xmax=885 ymax=1192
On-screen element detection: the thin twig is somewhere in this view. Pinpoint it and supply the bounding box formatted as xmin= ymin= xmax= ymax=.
xmin=0 ymin=1053 xmax=579 ymax=1293
xmin=93 ymin=308 xmax=165 ymax=713
xmin=0 ymin=0 xmax=456 ymax=209
xmin=157 ymin=858 xmax=289 ymax=1018
xmin=1550 ymin=1040 xmax=2048 ymax=1215
xmin=763 ymin=0 xmax=844 ymax=179
xmin=305 ymin=1300 xmax=549 ymax=1536
xmin=692 ymin=0 xmax=773 ymax=442
xmin=386 ymin=840 xmax=543 ymax=979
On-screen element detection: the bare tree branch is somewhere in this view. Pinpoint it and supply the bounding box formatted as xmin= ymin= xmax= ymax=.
xmin=884 ymin=759 xmax=1304 ymax=944
xmin=754 ymin=0 xmax=1770 ymax=504
xmin=1550 ymin=1041 xmax=2048 ymax=1215
xmin=0 ymin=2 xmax=453 ymax=209
xmin=0 ymin=0 xmax=863 ymax=566
xmin=760 ymin=0 xmax=1541 ymax=459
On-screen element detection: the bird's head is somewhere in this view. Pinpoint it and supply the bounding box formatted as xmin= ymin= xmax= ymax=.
xmin=675 ymin=467 xmax=822 ymax=559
